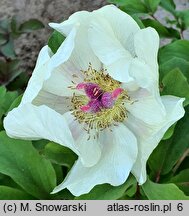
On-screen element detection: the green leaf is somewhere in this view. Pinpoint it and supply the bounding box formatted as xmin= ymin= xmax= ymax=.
xmin=144 ymin=0 xmax=160 ymax=13
xmin=107 ymin=0 xmax=135 ymax=6
xmin=0 ymin=39 xmax=16 ymax=59
xmin=177 ymin=10 xmax=189 ymax=29
xmin=132 ymin=14 xmax=145 ymax=28
xmin=148 ymin=139 xmax=171 ymax=178
xmin=162 ymin=123 xmax=176 ymax=140
xmin=0 ymin=86 xmax=6 ymax=100
xmin=10 ymin=16 xmax=22 ymax=38
xmin=48 ymin=30 xmax=65 ymax=54
xmin=159 ymin=40 xmax=189 ymax=64
xmin=44 ymin=142 xmax=77 ymax=168
xmin=7 ymin=72 xmax=29 ymax=91
xmin=7 ymin=94 xmax=22 ymax=112
xmin=160 ymin=0 xmax=176 ymax=16
xmin=0 ymin=33 xmax=7 ymax=45
xmin=52 ymin=164 xmax=64 ymax=185
xmin=0 ymin=186 xmax=35 ymax=200
xmin=10 ymin=16 xmax=18 ymax=33
xmin=32 ymin=139 xmax=48 ymax=151
xmin=0 ymin=59 xmax=23 ymax=85
xmin=51 ymin=189 xmax=75 ymax=200
xmin=0 ymin=19 xmax=9 ymax=33
xmin=75 ymin=175 xmax=136 ymax=200
xmin=162 ymin=68 xmax=189 ymax=106
xmin=108 ymin=0 xmax=148 ymax=15
xmin=7 ymin=60 xmax=23 ymax=84
xmin=0 ymin=86 xmax=18 ymax=116
xmin=170 ymin=169 xmax=189 ymax=195
xmin=142 ymin=178 xmax=189 ymax=200
xmin=19 ymin=19 xmax=44 ymax=33
xmin=1 ymin=90 xmax=19 ymax=113
xmin=0 ymin=173 xmax=21 ymax=189
xmin=0 ymin=86 xmax=7 ymax=118
xmin=0 ymin=59 xmax=7 ymax=72
xmin=142 ymin=19 xmax=180 ymax=38
xmin=0 ymin=131 xmax=56 ymax=199
xmin=159 ymin=57 xmax=189 ymax=82
xmin=149 ymin=105 xmax=189 ymax=176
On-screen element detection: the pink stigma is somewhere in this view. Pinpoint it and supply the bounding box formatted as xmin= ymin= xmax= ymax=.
xmin=112 ymin=88 xmax=123 ymax=99
xmin=77 ymin=82 xmax=123 ymax=113
xmin=101 ymin=92 xmax=114 ymax=108
xmin=80 ymin=105 xmax=90 ymax=112
xmin=76 ymin=83 xmax=86 ymax=90
xmin=76 ymin=82 xmax=103 ymax=99
xmin=80 ymin=100 xmax=102 ymax=113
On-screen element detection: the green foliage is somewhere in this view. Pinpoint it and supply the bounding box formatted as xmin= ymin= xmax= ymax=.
xmin=178 ymin=10 xmax=189 ymax=29
xmin=159 ymin=57 xmax=189 ymax=82
xmin=169 ymin=169 xmax=189 ymax=195
xmin=48 ymin=30 xmax=65 ymax=54
xmin=0 ymin=186 xmax=35 ymax=200
xmin=19 ymin=19 xmax=44 ymax=33
xmin=43 ymin=142 xmax=78 ymax=168
xmin=108 ymin=0 xmax=189 ymax=40
xmin=162 ymin=123 xmax=176 ymax=140
xmin=108 ymin=0 xmax=148 ymax=14
xmin=75 ymin=175 xmax=136 ymax=200
xmin=142 ymin=178 xmax=189 ymax=200
xmin=144 ymin=0 xmax=160 ymax=13
xmin=162 ymin=68 xmax=189 ymax=106
xmin=0 ymin=131 xmax=56 ymax=199
xmin=0 ymin=86 xmax=18 ymax=125
xmin=7 ymin=94 xmax=22 ymax=112
xmin=0 ymin=59 xmax=22 ymax=85
xmin=159 ymin=40 xmax=189 ymax=64
xmin=159 ymin=0 xmax=176 ymax=16
xmin=149 ymin=105 xmax=189 ymax=177
xmin=142 ymin=19 xmax=180 ymax=38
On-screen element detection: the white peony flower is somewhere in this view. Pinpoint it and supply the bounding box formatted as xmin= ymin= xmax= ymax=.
xmin=4 ymin=5 xmax=185 ymax=196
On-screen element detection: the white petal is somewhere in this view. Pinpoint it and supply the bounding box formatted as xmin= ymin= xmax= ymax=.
xmin=43 ymin=63 xmax=83 ymax=97
xmin=39 ymin=25 xmax=86 ymax=97
xmin=49 ymin=11 xmax=91 ymax=36
xmin=134 ymin=27 xmax=159 ymax=79
xmin=50 ymin=12 xmax=101 ymax=71
xmin=21 ymin=46 xmax=51 ymax=104
xmin=48 ymin=26 xmax=77 ymax=71
xmin=22 ymin=27 xmax=77 ymax=104
xmin=69 ymin=28 xmax=101 ymax=70
xmin=52 ymin=124 xmax=138 ymax=196
xmin=32 ymin=90 xmax=71 ymax=115
xmin=125 ymin=96 xmax=185 ymax=184
xmin=47 ymin=16 xmax=102 ymax=98
xmin=126 ymin=88 xmax=166 ymax=124
xmin=3 ymin=104 xmax=79 ymax=155
xmin=63 ymin=112 xmax=102 ymax=167
xmin=95 ymin=5 xmax=140 ymax=54
xmin=88 ymin=16 xmax=134 ymax=82
xmin=129 ymin=58 xmax=157 ymax=89
xmin=106 ymin=58 xmax=134 ymax=83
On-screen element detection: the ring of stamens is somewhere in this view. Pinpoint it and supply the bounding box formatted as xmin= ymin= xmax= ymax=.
xmin=70 ymin=64 xmax=130 ymax=134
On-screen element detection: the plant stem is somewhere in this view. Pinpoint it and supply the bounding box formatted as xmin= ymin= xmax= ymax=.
xmin=135 ymin=184 xmax=141 ymax=200
xmin=180 ymin=29 xmax=184 ymax=39
xmin=173 ymin=148 xmax=189 ymax=174
xmin=155 ymin=169 xmax=161 ymax=183
xmin=151 ymin=14 xmax=159 ymax=22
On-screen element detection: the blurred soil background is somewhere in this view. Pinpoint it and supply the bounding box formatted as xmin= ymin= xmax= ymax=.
xmin=0 ymin=0 xmax=188 ymax=73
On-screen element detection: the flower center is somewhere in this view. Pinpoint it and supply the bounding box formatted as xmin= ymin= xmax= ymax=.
xmin=70 ymin=64 xmax=130 ymax=134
